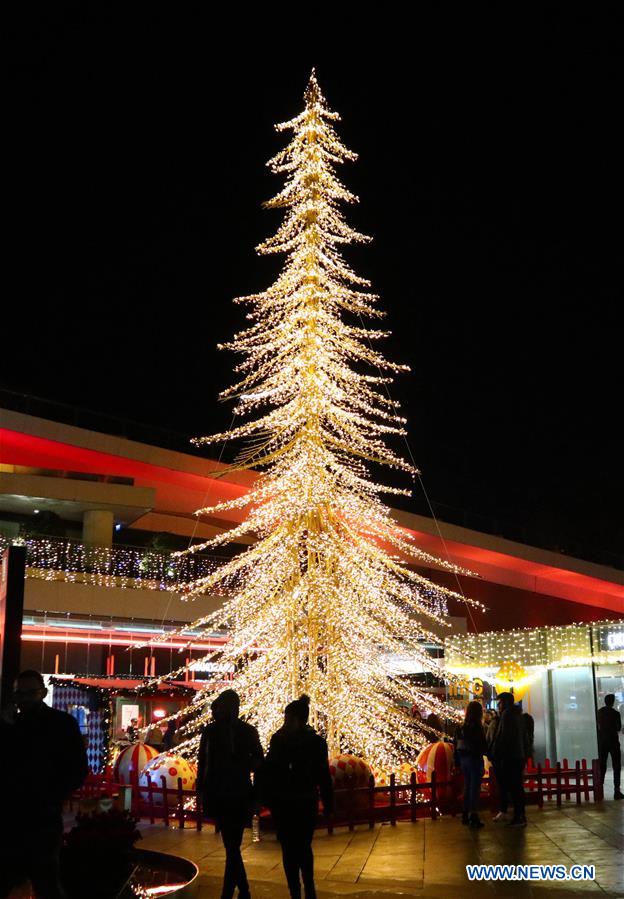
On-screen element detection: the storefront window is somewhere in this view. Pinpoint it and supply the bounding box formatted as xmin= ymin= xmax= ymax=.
xmin=594 ymin=663 xmax=624 ymax=716
xmin=68 ymin=703 xmax=89 ymax=735
xmin=549 ymin=667 xmax=597 ymax=763
xmin=445 ymin=619 xmax=623 ymax=767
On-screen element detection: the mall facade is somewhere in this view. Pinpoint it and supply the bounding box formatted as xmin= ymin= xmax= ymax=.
xmin=445 ymin=618 xmax=624 ymax=765
xmin=1 ymin=403 xmax=622 ymax=765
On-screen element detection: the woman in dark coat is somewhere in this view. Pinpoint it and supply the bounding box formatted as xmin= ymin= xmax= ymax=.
xmin=263 ymin=696 xmax=333 ymax=899
xmin=455 ymin=700 xmax=488 ymax=828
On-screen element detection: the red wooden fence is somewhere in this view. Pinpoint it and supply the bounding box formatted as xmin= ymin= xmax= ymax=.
xmin=70 ymin=757 xmax=604 ymax=833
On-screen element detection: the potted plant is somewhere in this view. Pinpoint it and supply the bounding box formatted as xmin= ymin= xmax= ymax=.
xmin=62 ymin=808 xmax=141 ymax=898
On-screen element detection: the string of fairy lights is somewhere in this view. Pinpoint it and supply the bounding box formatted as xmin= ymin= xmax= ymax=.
xmin=139 ymin=70 xmax=484 ymax=768
xmin=0 ymin=534 xmax=221 ymax=592
xmin=445 ymin=619 xmax=624 ymax=683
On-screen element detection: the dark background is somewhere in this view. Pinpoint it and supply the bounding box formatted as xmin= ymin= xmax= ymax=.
xmin=5 ymin=7 xmax=623 ymax=568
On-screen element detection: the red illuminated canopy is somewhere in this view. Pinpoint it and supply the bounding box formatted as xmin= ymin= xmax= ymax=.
xmin=2 ymin=426 xmax=623 ymax=614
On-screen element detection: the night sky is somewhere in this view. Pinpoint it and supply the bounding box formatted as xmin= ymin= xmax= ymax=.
xmin=5 ymin=8 xmax=623 ymax=569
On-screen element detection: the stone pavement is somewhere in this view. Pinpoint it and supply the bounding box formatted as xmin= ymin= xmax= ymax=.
xmin=139 ymin=802 xmax=623 ymax=898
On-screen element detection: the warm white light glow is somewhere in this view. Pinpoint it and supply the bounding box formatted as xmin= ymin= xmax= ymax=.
xmin=149 ymin=71 xmax=483 ymax=767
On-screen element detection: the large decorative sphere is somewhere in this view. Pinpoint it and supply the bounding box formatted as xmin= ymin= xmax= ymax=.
xmin=398 ymin=761 xmax=419 ymax=783
xmin=139 ymin=753 xmax=197 ymax=806
xmin=371 ymin=766 xmax=391 ymax=787
xmin=329 ymin=754 xmax=372 ymax=816
xmin=328 ymin=754 xmax=372 ymax=787
xmin=113 ymin=742 xmax=159 ymax=784
xmin=415 ymin=741 xmax=454 ymax=800
xmin=494 ymin=661 xmax=529 ymax=700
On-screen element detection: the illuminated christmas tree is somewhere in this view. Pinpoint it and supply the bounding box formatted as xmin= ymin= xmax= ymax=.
xmin=158 ymin=72 xmax=481 ymax=767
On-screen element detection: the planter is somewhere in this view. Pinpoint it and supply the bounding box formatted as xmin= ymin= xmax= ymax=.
xmin=62 ymin=848 xmax=198 ymax=898
xmin=61 ymin=847 xmax=133 ymax=899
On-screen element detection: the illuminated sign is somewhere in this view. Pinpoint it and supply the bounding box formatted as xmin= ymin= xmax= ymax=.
xmin=189 ymin=660 xmax=235 ymax=674
xmin=606 ymin=632 xmax=624 ymax=651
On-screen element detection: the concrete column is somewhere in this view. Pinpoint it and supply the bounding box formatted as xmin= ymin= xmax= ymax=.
xmin=82 ymin=509 xmax=114 ymax=547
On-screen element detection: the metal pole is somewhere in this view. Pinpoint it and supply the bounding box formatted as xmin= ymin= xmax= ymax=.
xmin=0 ymin=545 xmax=27 ymax=710
xmin=588 ymin=624 xmax=601 ymax=759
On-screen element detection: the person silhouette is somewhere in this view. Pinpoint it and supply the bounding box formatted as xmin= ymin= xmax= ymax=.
xmin=489 ymin=692 xmax=527 ymax=827
xmin=196 ymin=690 xmax=263 ymax=899
xmin=263 ymin=696 xmax=333 ymax=899
xmin=163 ymin=718 xmax=178 ymax=752
xmin=597 ymin=694 xmax=622 ymax=800
xmin=1 ymin=669 xmax=88 ymax=898
xmin=454 ymin=700 xmax=487 ymax=828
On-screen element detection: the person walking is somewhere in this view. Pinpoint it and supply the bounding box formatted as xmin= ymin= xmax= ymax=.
xmin=490 ymin=692 xmax=527 ymax=827
xmin=263 ymin=696 xmax=333 ymax=899
xmin=455 ymin=700 xmax=488 ymax=828
xmin=1 ymin=669 xmax=89 ymax=899
xmin=597 ymin=694 xmax=622 ymax=800
xmin=196 ymin=690 xmax=263 ymax=899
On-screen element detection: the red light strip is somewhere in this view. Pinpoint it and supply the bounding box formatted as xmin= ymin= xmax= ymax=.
xmin=3 ymin=427 xmax=622 ymax=609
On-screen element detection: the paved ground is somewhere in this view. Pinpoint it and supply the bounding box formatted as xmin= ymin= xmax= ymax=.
xmin=139 ymin=801 xmax=623 ymax=898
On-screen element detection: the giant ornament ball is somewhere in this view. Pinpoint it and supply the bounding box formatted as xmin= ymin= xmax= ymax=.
xmin=415 ymin=741 xmax=455 ymax=800
xmin=113 ymin=742 xmax=159 ymax=784
xmin=139 ymin=753 xmax=197 ymax=806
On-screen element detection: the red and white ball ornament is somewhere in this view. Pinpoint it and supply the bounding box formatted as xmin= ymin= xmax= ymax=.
xmin=139 ymin=753 xmax=197 ymax=806
xmin=329 ymin=754 xmax=372 ymax=815
xmin=113 ymin=742 xmax=159 ymax=784
xmin=328 ymin=754 xmax=372 ymax=787
xmin=415 ymin=741 xmax=454 ymax=800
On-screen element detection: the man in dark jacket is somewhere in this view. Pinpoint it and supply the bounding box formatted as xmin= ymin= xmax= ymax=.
xmin=263 ymin=696 xmax=333 ymax=899
xmin=490 ymin=692 xmax=527 ymax=827
xmin=1 ymin=669 xmax=89 ymax=898
xmin=196 ymin=689 xmax=263 ymax=899
xmin=597 ymin=694 xmax=622 ymax=800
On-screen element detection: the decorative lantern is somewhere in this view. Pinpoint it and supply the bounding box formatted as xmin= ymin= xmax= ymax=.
xmin=494 ymin=661 xmax=530 ymax=701
xmin=113 ymin=742 xmax=159 ymax=784
xmin=139 ymin=753 xmax=197 ymax=807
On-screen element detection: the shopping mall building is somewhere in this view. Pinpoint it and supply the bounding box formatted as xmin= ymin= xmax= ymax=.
xmin=1 ymin=404 xmax=622 ymax=765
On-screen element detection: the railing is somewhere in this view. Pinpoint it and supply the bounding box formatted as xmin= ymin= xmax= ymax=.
xmin=0 ymin=533 xmax=226 ymax=591
xmin=71 ymin=770 xmax=204 ymax=830
xmin=524 ymin=757 xmax=603 ymax=808
xmin=70 ymin=757 xmax=603 ymax=834
xmin=322 ymin=759 xmax=603 ymax=832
